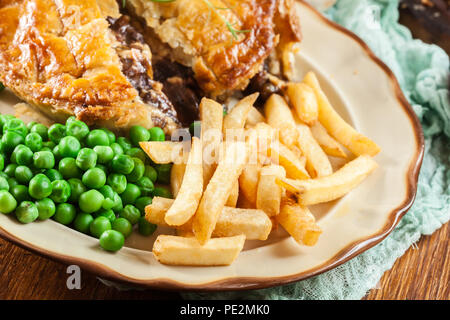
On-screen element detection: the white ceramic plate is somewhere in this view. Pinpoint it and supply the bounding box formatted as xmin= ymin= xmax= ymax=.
xmin=0 ymin=1 xmax=423 ymax=291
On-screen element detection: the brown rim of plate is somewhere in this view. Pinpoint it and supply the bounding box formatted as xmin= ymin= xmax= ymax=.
xmin=0 ymin=0 xmax=425 ymax=292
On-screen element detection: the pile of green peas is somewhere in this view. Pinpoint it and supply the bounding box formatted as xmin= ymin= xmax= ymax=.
xmin=0 ymin=113 xmax=173 ymax=252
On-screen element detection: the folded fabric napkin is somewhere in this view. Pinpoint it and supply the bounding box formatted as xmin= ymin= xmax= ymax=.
xmin=183 ymin=0 xmax=450 ymax=300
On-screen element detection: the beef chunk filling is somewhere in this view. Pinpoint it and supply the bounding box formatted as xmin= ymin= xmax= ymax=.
xmin=107 ymin=15 xmax=178 ymax=123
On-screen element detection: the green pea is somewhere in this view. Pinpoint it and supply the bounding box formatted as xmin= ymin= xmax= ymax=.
xmin=90 ymin=216 xmax=111 ymax=238
xmin=82 ymin=168 xmax=106 ymax=189
xmin=25 ymin=132 xmax=43 ymax=152
xmin=27 ymin=121 xmax=37 ymax=131
xmin=4 ymin=118 xmax=28 ymax=137
xmin=0 ymin=176 xmax=9 ymax=191
xmin=94 ymin=209 xmax=116 ymax=223
xmin=94 ymin=146 xmax=114 ymax=164
xmin=73 ymin=213 xmax=94 ymax=234
xmin=10 ymin=185 xmax=30 ymax=203
xmin=33 ymin=151 xmax=55 ymax=170
xmin=15 ymin=201 xmax=39 ymax=223
xmin=4 ymin=164 xmax=17 ymax=177
xmin=111 ymin=154 xmax=135 ymax=175
xmin=66 ymin=179 xmax=86 ymax=204
xmin=153 ymin=186 xmax=172 ymax=199
xmin=59 ymin=157 xmax=81 ymax=179
xmin=30 ymin=123 xmax=48 ymax=141
xmin=0 ymin=172 xmax=8 ymax=180
xmin=189 ymin=121 xmax=201 ymax=138
xmin=119 ymin=204 xmax=140 ymax=225
xmin=138 ymin=217 xmax=157 ymax=236
xmin=110 ymin=142 xmax=124 ymax=156
xmin=76 ymin=148 xmax=97 ymax=171
xmin=79 ymin=190 xmax=104 ymax=213
xmin=149 ymin=127 xmax=165 ymax=142
xmin=48 ymin=123 xmax=66 ymax=144
xmin=121 ymin=183 xmax=141 ymax=206
xmin=65 ymin=116 xmax=77 ymax=127
xmin=117 ymin=137 xmax=132 ymax=152
xmin=50 ymin=180 xmax=71 ymax=203
xmin=0 ymin=190 xmax=17 ymax=214
xmin=66 ymin=120 xmax=89 ymax=140
xmin=98 ymin=185 xmax=115 ymax=209
xmin=15 ymin=165 xmax=33 ymax=184
xmin=112 ymin=218 xmax=132 ymax=238
xmin=126 ymin=157 xmax=145 ymax=183
xmin=54 ymin=203 xmax=76 ymax=225
xmin=129 ymin=125 xmax=150 ymax=146
xmin=2 ymin=131 xmax=24 ymax=153
xmin=35 ymin=198 xmax=56 ymax=220
xmin=28 ymin=174 xmax=52 ymax=200
xmin=42 ymin=140 xmax=55 ymax=149
xmin=7 ymin=177 xmax=18 ymax=189
xmin=99 ymin=230 xmax=124 ymax=252
xmin=125 ymin=148 xmax=147 ymax=163
xmin=136 ymin=177 xmax=154 ymax=196
xmin=111 ymin=193 xmax=123 ymax=213
xmin=43 ymin=169 xmax=62 ymax=182
xmin=86 ymin=129 xmax=109 ymax=148
xmin=15 ymin=145 xmax=33 ymax=166
xmin=135 ymin=196 xmax=152 ymax=215
xmin=58 ymin=136 xmax=81 ymax=158
xmin=100 ymin=128 xmax=116 ymax=144
xmin=155 ymin=163 xmax=172 ymax=184
xmin=106 ymin=174 xmax=127 ymax=194
xmin=143 ymin=165 xmax=158 ymax=183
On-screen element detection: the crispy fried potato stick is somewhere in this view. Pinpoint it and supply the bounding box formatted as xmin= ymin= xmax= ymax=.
xmin=256 ymin=165 xmax=286 ymax=217
xmin=193 ymin=142 xmax=248 ymax=244
xmin=296 ymin=122 xmax=333 ymax=178
xmin=153 ymin=235 xmax=245 ymax=266
xmin=310 ymin=122 xmax=347 ymax=158
xmin=276 ymin=155 xmax=378 ymax=205
xmin=286 ymin=82 xmax=318 ymax=125
xmin=140 ymin=141 xmax=185 ymax=164
xmin=303 ymin=72 xmax=380 ymax=156
xmin=277 ymin=203 xmax=322 ymax=246
xmin=165 ymin=137 xmax=203 ymax=226
xmin=265 ymin=94 xmax=298 ymax=148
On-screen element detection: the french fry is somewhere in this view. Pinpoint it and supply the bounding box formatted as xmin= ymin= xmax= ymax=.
xmin=223 ymin=93 xmax=259 ymax=135
xmin=199 ymin=98 xmax=223 ymax=186
xmin=268 ymin=142 xmax=310 ymax=180
xmin=140 ymin=141 xmax=185 ymax=164
xmin=256 ymin=165 xmax=286 ymax=217
xmin=265 ymin=94 xmax=298 ymax=148
xmin=246 ymin=106 xmax=265 ymax=127
xmin=296 ymin=122 xmax=333 ymax=178
xmin=165 ymin=137 xmax=203 ymax=226
xmin=193 ymin=142 xmax=248 ymax=244
xmin=146 ymin=197 xmax=272 ymax=240
xmin=286 ymin=82 xmax=318 ymax=125
xmin=226 ymin=181 xmax=239 ymax=207
xmin=277 ymin=203 xmax=322 ymax=246
xmin=153 ymin=235 xmax=246 ymax=266
xmin=310 ymin=122 xmax=347 ymax=158
xmin=170 ymin=154 xmax=187 ymax=197
xmin=276 ymin=155 xmax=378 ymax=205
xmin=303 ymin=72 xmax=381 ymax=156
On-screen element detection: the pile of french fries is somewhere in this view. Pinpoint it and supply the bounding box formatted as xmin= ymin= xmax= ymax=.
xmin=140 ymin=71 xmax=380 ymax=267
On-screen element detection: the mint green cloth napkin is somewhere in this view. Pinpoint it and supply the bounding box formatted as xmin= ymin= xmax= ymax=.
xmin=183 ymin=0 xmax=450 ymax=300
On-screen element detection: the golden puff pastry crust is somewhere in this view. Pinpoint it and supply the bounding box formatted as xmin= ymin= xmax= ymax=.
xmin=126 ymin=0 xmax=302 ymax=98
xmin=0 ymin=0 xmax=179 ymax=133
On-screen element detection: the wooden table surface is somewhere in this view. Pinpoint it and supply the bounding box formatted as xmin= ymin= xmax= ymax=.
xmin=0 ymin=6 xmax=449 ymax=301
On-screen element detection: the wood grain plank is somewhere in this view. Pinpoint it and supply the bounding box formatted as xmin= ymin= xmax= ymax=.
xmin=364 ymin=222 xmax=449 ymax=300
